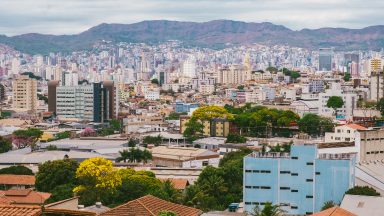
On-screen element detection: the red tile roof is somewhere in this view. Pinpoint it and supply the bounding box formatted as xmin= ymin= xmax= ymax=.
xmin=311 ymin=207 xmax=357 ymax=216
xmin=0 ymin=204 xmax=41 ymax=216
xmin=345 ymin=124 xmax=367 ymax=131
xmin=0 ymin=189 xmax=51 ymax=205
xmin=100 ymin=195 xmax=202 ymax=216
xmin=159 ymin=178 xmax=190 ymax=190
xmin=0 ymin=175 xmax=35 ymax=185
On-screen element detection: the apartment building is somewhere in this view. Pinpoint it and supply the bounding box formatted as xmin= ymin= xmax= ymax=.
xmin=243 ymin=145 xmax=355 ymax=215
xmin=12 ymin=75 xmax=37 ymax=112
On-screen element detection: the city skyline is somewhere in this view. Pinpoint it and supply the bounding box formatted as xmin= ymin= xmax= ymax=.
xmin=0 ymin=0 xmax=383 ymax=35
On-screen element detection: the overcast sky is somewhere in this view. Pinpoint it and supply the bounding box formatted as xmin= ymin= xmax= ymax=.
xmin=0 ymin=0 xmax=383 ymax=35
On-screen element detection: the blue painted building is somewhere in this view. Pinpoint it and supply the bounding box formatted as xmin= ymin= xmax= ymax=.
xmin=175 ymin=102 xmax=199 ymax=113
xmin=243 ymin=145 xmax=355 ymax=215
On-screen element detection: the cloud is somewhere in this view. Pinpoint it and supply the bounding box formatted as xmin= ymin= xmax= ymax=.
xmin=0 ymin=0 xmax=382 ymax=35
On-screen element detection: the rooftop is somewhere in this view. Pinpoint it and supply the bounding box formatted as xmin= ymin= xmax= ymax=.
xmin=100 ymin=195 xmax=202 ymax=216
xmin=341 ymin=194 xmax=384 ymax=216
xmin=0 ymin=205 xmax=41 ymax=216
xmin=0 ymin=175 xmax=35 ymax=185
xmin=310 ymin=206 xmax=356 ymax=216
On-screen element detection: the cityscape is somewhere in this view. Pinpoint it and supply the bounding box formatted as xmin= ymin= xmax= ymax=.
xmin=1 ymin=1 xmax=384 ymax=216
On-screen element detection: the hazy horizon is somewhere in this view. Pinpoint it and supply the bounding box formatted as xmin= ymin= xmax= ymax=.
xmin=0 ymin=0 xmax=383 ymax=36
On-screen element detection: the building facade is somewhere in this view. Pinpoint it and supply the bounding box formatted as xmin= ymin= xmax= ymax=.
xmin=243 ymin=145 xmax=355 ymax=215
xmin=12 ymin=75 xmax=38 ymax=112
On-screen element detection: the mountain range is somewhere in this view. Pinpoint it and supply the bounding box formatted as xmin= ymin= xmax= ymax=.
xmin=0 ymin=20 xmax=383 ymax=54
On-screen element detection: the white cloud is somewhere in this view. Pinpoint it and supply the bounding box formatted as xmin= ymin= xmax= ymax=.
xmin=0 ymin=0 xmax=382 ymax=35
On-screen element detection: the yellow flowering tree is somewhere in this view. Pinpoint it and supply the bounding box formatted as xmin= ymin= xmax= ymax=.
xmin=191 ymin=105 xmax=234 ymax=121
xmin=73 ymin=157 xmax=121 ymax=202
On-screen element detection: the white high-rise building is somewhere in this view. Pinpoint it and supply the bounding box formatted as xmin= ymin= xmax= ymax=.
xmin=56 ymin=85 xmax=94 ymax=121
xmin=183 ymin=58 xmax=196 ymax=78
xmin=11 ymin=57 xmax=20 ymax=75
xmin=318 ymin=82 xmax=357 ymax=120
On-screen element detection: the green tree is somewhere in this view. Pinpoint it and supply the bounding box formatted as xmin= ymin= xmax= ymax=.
xmin=151 ymin=78 xmax=159 ymax=85
xmin=298 ymin=114 xmax=334 ymax=136
xmin=0 ymin=136 xmax=12 ymax=153
xmin=192 ymin=105 xmax=234 ymax=121
xmin=249 ymin=202 xmax=286 ymax=216
xmin=143 ymin=135 xmax=163 ymax=146
xmin=158 ymin=211 xmax=177 ymax=216
xmin=266 ymin=66 xmax=278 ymax=73
xmin=226 ymin=134 xmax=247 ymax=143
xmin=157 ymin=180 xmax=182 ymax=203
xmin=128 ymin=138 xmax=138 ymax=147
xmin=12 ymin=128 xmax=43 ymax=151
xmin=377 ymin=98 xmax=384 ymax=116
xmin=46 ymin=145 xmax=58 ymax=151
xmin=344 ymin=73 xmax=351 ymax=82
xmin=237 ymin=85 xmax=244 ymax=90
xmin=183 ymin=119 xmax=204 ymax=143
xmin=326 ymin=96 xmax=344 ymax=117
xmin=45 ymin=183 xmax=74 ymax=204
xmin=36 ymin=159 xmax=79 ymax=192
xmin=109 ymin=119 xmax=122 ymax=132
xmin=56 ymin=131 xmax=71 ymax=140
xmin=321 ymin=201 xmax=336 ymax=211
xmin=0 ymin=165 xmax=33 ymax=175
xmin=346 ymin=186 xmax=380 ymax=196
xmin=37 ymin=93 xmax=48 ymax=103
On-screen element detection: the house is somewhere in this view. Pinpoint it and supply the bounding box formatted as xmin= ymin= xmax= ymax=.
xmin=340 ymin=194 xmax=384 ymax=216
xmin=310 ymin=206 xmax=356 ymax=216
xmin=100 ymin=195 xmax=202 ymax=216
xmin=0 ymin=204 xmax=97 ymax=216
xmin=0 ymin=174 xmax=35 ymax=190
xmin=324 ymin=124 xmax=367 ymax=143
xmin=151 ymin=146 xmax=220 ymax=168
xmin=0 ymin=189 xmax=50 ymax=205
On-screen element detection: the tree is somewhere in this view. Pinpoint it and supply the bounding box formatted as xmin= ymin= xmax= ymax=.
xmin=326 ymin=96 xmax=344 ymax=117
xmin=226 ymin=134 xmax=247 ymax=143
xmin=191 ymin=106 xmax=234 ymax=121
xmin=266 ymin=66 xmax=278 ymax=73
xmin=36 ymin=159 xmax=79 ymax=192
xmin=249 ymin=202 xmax=286 ymax=216
xmin=344 ymin=73 xmax=351 ymax=82
xmin=56 ymin=131 xmax=71 ymax=140
xmin=12 ymin=128 xmax=43 ymax=151
xmin=80 ymin=128 xmax=96 ymax=137
xmin=109 ymin=119 xmax=122 ymax=132
xmin=128 ymin=138 xmax=138 ymax=147
xmin=0 ymin=165 xmax=33 ymax=175
xmin=157 ymin=180 xmax=182 ymax=203
xmin=183 ymin=119 xmax=204 ymax=143
xmin=346 ymin=186 xmax=380 ymax=196
xmin=46 ymin=145 xmax=58 ymax=151
xmin=0 ymin=136 xmax=12 ymax=153
xmin=37 ymin=93 xmax=48 ymax=103
xmin=151 ymin=78 xmax=159 ymax=85
xmin=357 ymin=99 xmax=377 ymax=126
xmin=158 ymin=211 xmax=177 ymax=216
xmin=298 ymin=114 xmax=334 ymax=136
xmin=321 ymin=201 xmax=336 ymax=211
xmin=237 ymin=85 xmax=244 ymax=90
xmin=74 ymin=157 xmax=122 ymax=203
xmin=377 ymin=98 xmax=384 ymax=116
xmin=46 ymin=183 xmax=74 ymax=204
xmin=143 ymin=135 xmax=163 ymax=146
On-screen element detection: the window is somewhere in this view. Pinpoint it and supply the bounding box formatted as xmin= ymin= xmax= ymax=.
xmin=347 ymin=130 xmax=351 ymax=133
xmin=260 ymin=186 xmax=271 ymax=189
xmin=261 ymin=170 xmax=271 ymax=173
xmin=306 ymin=212 xmax=313 ymax=215
xmin=253 ymin=186 xmax=260 ymax=189
xmin=253 ymin=170 xmax=260 ymax=173
xmin=202 ymin=161 xmax=209 ymax=166
xmin=252 ymin=202 xmax=259 ymax=205
xmin=306 ymin=195 xmax=313 ymax=198
xmin=280 ymin=171 xmax=291 ymax=174
xmin=345 ymin=138 xmax=350 ymax=141
xmin=291 ymin=206 xmax=298 ymax=209
xmin=291 ymin=189 xmax=298 ymax=192
xmin=315 ymin=172 xmax=321 ymax=175
xmin=291 ymin=173 xmax=298 ymax=176
xmin=306 ymin=179 xmax=313 ymax=182
xmin=245 ymin=186 xmax=252 ymax=189
xmin=335 ymin=137 xmax=341 ymax=140
xmin=291 ymin=156 xmax=298 ymax=160
xmin=245 ymin=202 xmax=251 ymax=205
xmin=245 ymin=170 xmax=252 ymax=173
xmin=337 ymin=129 xmax=341 ymax=133
xmin=306 ymin=162 xmax=314 ymax=165
xmin=280 ymin=187 xmax=290 ymax=190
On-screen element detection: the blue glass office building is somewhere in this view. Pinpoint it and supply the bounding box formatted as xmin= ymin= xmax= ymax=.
xmin=243 ymin=145 xmax=355 ymax=215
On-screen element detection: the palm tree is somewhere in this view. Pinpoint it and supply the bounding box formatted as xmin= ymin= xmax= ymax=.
xmin=142 ymin=149 xmax=152 ymax=163
xmin=249 ymin=202 xmax=286 ymax=216
xmin=116 ymin=149 xmax=132 ymax=162
xmin=321 ymin=201 xmax=336 ymax=211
